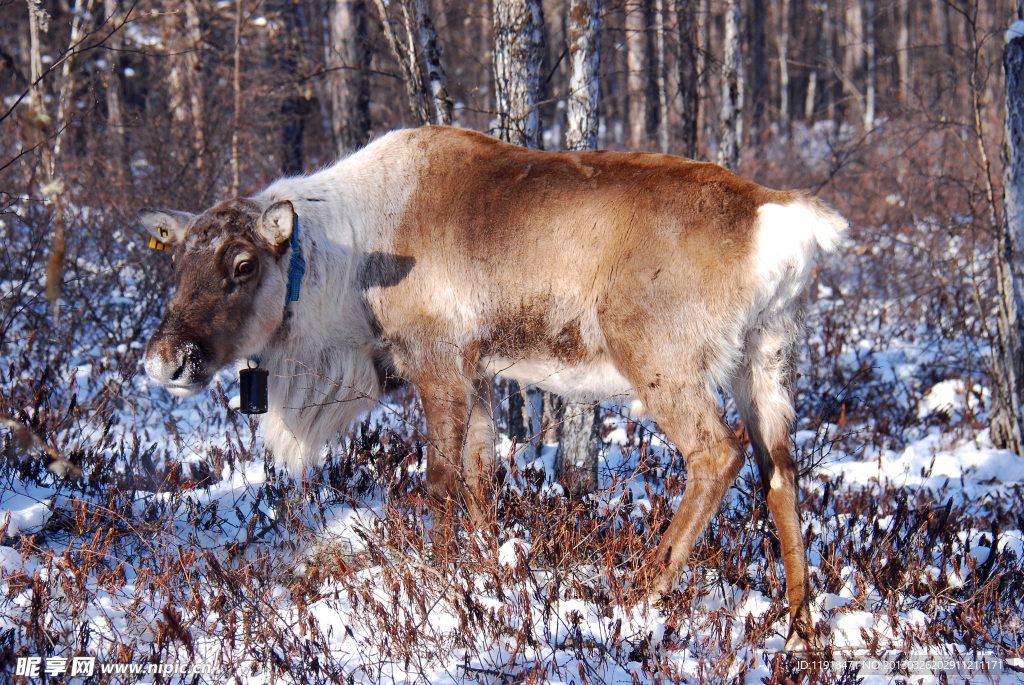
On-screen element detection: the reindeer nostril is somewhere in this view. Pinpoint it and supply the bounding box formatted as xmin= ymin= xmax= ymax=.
xmin=169 ymin=342 xmax=202 ymax=382
xmin=170 ymin=361 xmax=186 ymax=382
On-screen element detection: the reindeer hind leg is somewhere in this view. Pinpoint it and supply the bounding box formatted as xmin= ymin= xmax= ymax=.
xmin=731 ymin=324 xmax=813 ymax=651
xmin=642 ymin=380 xmax=746 ymax=598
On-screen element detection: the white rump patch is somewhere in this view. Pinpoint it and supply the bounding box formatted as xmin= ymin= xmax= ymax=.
xmin=751 ymin=200 xmax=847 ymax=307
xmin=754 ymin=200 xmax=845 ymax=272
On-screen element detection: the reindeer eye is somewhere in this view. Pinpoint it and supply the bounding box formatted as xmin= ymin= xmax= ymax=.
xmin=235 ymin=260 xmax=255 ymax=276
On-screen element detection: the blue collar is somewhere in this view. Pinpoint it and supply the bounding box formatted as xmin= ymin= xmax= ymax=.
xmin=285 ymin=216 xmax=305 ymax=310
xmin=249 ymin=216 xmax=304 ymax=369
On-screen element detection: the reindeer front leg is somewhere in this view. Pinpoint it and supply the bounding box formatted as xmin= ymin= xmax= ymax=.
xmin=462 ymin=380 xmax=497 ymax=521
xmin=417 ymin=373 xmax=473 ymax=512
xmin=412 ymin=356 xmax=494 ymax=524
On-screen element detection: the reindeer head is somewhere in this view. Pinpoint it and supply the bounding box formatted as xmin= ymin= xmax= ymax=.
xmin=141 ymin=198 xmax=296 ymax=397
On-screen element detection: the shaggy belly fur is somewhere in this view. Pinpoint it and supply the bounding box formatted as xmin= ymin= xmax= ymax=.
xmin=484 ymin=355 xmax=634 ymax=402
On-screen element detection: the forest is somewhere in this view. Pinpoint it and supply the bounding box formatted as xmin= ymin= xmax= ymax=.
xmin=0 ymin=0 xmax=1023 ymax=682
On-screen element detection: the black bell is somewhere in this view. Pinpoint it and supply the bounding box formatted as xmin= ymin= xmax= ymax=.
xmin=238 ymin=367 xmax=268 ymax=414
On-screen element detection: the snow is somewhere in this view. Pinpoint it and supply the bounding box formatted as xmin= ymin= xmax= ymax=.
xmin=0 ymin=488 xmax=51 ymax=537
xmin=917 ymin=379 xmax=985 ymax=421
xmin=498 ymin=538 xmax=531 ymax=567
xmin=819 ymin=430 xmax=1024 ymax=500
xmin=3 ymin=420 xmax=1018 ymax=682
xmin=1008 ymin=20 xmax=1024 ymax=43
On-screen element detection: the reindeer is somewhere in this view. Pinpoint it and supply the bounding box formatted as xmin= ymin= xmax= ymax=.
xmin=141 ymin=126 xmax=846 ymax=650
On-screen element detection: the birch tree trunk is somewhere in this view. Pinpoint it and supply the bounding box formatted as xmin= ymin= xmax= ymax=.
xmin=29 ymin=0 xmax=90 ymax=317
xmin=26 ymin=0 xmax=59 ymax=314
xmin=990 ymin=7 xmax=1024 ymax=455
xmin=414 ymin=0 xmax=453 ymax=125
xmin=863 ymin=0 xmax=875 ymax=133
xmin=718 ymin=0 xmax=742 ymax=171
xmin=805 ymin=3 xmax=823 ymax=120
xmin=493 ymin=0 xmax=545 ymax=148
xmin=183 ymin=0 xmax=206 ymax=177
xmin=566 ymin=0 xmax=600 ymax=150
xmin=558 ymin=0 xmax=601 ymax=494
xmin=897 ymin=0 xmax=910 ymax=101
xmin=676 ymin=0 xmax=697 ymax=157
xmin=52 ymin=0 xmax=91 ymax=166
xmin=843 ymin=1 xmax=862 ymax=90
xmin=327 ymin=0 xmax=371 ymax=153
xmin=103 ymin=0 xmax=126 ymax=181
xmin=371 ymin=0 xmax=431 ymax=124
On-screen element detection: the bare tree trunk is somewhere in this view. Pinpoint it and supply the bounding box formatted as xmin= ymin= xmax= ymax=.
xmin=897 ymin=0 xmax=910 ymax=101
xmin=843 ymin=1 xmax=862 ymax=91
xmin=479 ymin=0 xmax=493 ymax=116
xmin=697 ymin=0 xmax=710 ymax=153
xmin=103 ymin=0 xmax=125 ymax=182
xmin=804 ymin=2 xmax=822 ymax=120
xmin=566 ymin=0 xmax=600 ymax=150
xmin=626 ymin=0 xmax=647 ymax=149
xmin=493 ymin=0 xmax=546 ymax=148
xmin=771 ymin=0 xmax=790 ymax=136
xmin=372 ymin=0 xmax=431 ymax=125
xmin=982 ymin=0 xmax=998 ymax=108
xmin=29 ymin=0 xmax=89 ymax=318
xmin=231 ymin=0 xmax=242 ymax=195
xmin=53 ymin=0 xmax=92 ymax=163
xmin=991 ymin=5 xmax=1024 ymax=455
xmin=676 ymin=0 xmax=697 ymax=157
xmin=935 ymin=0 xmax=954 ymax=103
xmin=827 ymin=1 xmax=839 ymax=129
xmin=558 ymin=399 xmax=601 ymax=495
xmin=184 ymin=0 xmax=206 ymax=178
xmin=654 ymin=0 xmax=668 ymax=152
xmin=414 ymin=0 xmax=453 ymax=125
xmin=863 ymin=0 xmax=875 ymax=132
xmin=502 ymin=382 xmax=527 ymax=448
xmin=718 ymin=0 xmax=742 ymax=170
xmin=27 ymin=0 xmax=46 ymax=102
xmin=27 ymin=0 xmax=58 ymax=316
xmin=281 ymin=0 xmax=308 ymax=176
xmin=542 ymin=393 xmax=561 ymax=446
xmin=750 ymin=0 xmax=766 ymax=136
xmin=327 ymin=0 xmax=371 ymax=153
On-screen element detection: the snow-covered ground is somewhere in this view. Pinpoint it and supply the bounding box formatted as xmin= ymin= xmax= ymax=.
xmin=0 ymin=195 xmax=1021 ymax=683
xmin=2 ymin=385 xmax=1022 ymax=683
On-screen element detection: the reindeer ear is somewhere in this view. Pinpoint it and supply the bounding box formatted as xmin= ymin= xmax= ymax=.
xmin=258 ymin=200 xmax=295 ymax=248
xmin=139 ymin=209 xmax=195 ymax=246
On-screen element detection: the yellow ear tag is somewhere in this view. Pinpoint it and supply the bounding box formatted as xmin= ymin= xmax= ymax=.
xmin=149 ymin=237 xmax=170 ymax=251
